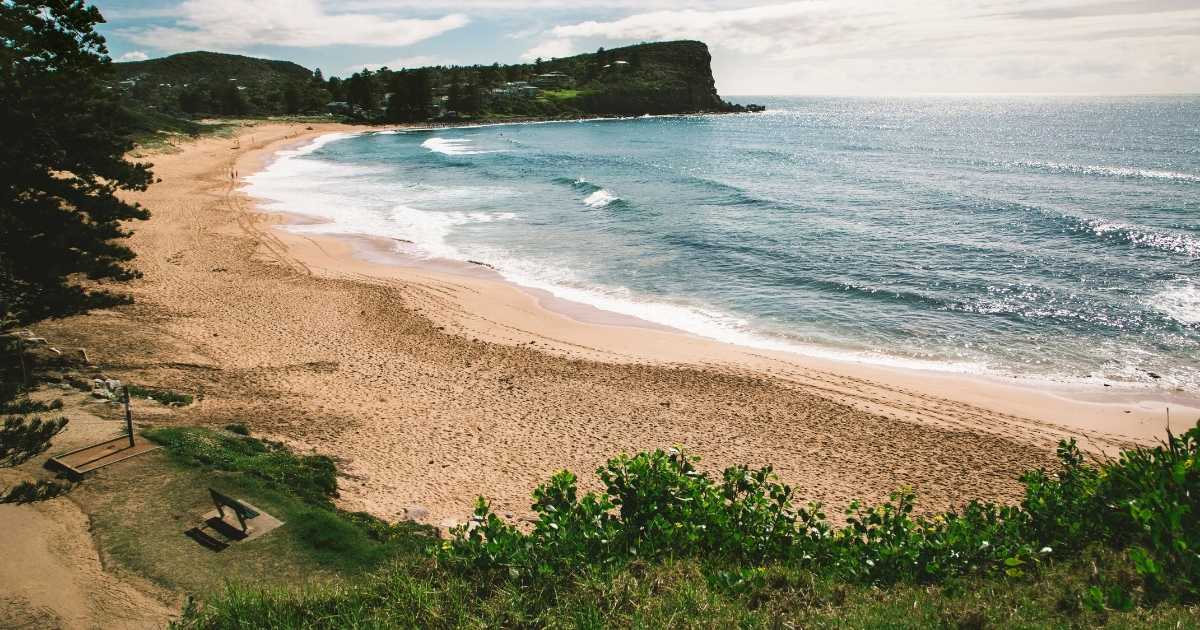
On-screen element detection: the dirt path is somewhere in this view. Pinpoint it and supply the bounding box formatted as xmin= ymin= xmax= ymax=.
xmin=0 ymin=392 xmax=174 ymax=630
xmin=0 ymin=498 xmax=172 ymax=630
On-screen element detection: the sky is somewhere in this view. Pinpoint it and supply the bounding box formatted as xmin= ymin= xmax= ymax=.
xmin=94 ymin=0 xmax=1200 ymax=95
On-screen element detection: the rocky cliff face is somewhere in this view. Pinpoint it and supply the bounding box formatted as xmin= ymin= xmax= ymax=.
xmin=551 ymin=41 xmax=731 ymax=115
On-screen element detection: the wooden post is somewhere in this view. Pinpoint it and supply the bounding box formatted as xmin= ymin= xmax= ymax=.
xmin=19 ymin=349 xmax=29 ymax=388
xmin=124 ymin=386 xmax=135 ymax=448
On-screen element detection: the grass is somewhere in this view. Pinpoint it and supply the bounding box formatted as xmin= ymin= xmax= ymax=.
xmin=79 ymin=452 xmax=339 ymax=594
xmin=118 ymin=105 xmax=237 ymax=153
xmin=143 ymin=427 xmax=437 ymax=570
xmin=162 ymin=424 xmax=1200 ymax=628
xmin=73 ymin=426 xmax=438 ymax=598
xmin=542 ymin=89 xmax=584 ymax=101
xmin=178 ymin=548 xmax=1199 ymax=628
xmin=127 ymin=384 xmax=194 ymax=407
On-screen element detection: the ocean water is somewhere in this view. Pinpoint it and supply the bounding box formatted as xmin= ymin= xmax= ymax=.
xmin=245 ymin=96 xmax=1200 ymax=392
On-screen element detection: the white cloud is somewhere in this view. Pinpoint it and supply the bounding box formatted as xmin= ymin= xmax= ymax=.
xmin=349 ymin=55 xmax=447 ymax=73
xmin=121 ymin=0 xmax=468 ymax=52
xmin=527 ymin=0 xmax=1200 ymax=93
xmin=340 ymin=0 xmax=750 ymax=10
xmin=116 ymin=51 xmax=150 ymax=62
xmin=520 ymin=38 xmax=574 ymax=61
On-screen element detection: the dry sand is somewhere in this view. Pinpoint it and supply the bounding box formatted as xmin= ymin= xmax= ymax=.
xmin=38 ymin=121 xmax=1200 ymax=529
xmin=0 ymin=391 xmax=174 ymax=630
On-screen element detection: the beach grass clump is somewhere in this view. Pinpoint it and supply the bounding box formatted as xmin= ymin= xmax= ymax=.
xmin=127 ymin=384 xmax=194 ymax=406
xmin=146 ymin=426 xmax=338 ymax=508
xmin=0 ymin=397 xmax=64 ymax=414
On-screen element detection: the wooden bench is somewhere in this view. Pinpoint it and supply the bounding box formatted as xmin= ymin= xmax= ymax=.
xmin=209 ymin=488 xmax=260 ymax=533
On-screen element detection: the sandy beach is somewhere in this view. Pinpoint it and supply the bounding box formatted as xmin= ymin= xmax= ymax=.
xmin=39 ymin=121 xmax=1200 ymax=528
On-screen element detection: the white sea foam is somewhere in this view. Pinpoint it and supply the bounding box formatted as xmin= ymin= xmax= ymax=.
xmin=241 ymin=126 xmax=1197 ymax=392
xmin=245 ymin=132 xmax=517 ymax=259
xmin=244 ymin=133 xmax=1003 ymax=379
xmin=284 ymin=132 xmax=358 ymax=158
xmin=421 ymin=137 xmax=493 ymax=156
xmin=583 ymin=189 xmax=619 ymax=208
xmin=1149 ymin=282 xmax=1200 ymax=325
xmin=455 ymin=244 xmax=994 ymax=377
xmin=1015 ymin=160 xmax=1200 ymax=183
xmin=1083 ymin=218 xmax=1200 ymax=258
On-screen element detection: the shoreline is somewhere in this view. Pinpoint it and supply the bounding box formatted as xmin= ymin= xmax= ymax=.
xmin=40 ymin=120 xmax=1196 ymax=530
xmin=252 ymin=128 xmax=1200 ymax=448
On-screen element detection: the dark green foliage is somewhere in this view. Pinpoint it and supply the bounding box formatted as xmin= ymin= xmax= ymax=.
xmin=0 ymin=478 xmax=73 ymax=504
xmin=0 ymin=396 xmax=63 ymax=415
xmin=0 ymin=415 xmax=68 ymax=467
xmin=290 ymin=507 xmax=387 ymax=569
xmin=224 ymin=422 xmax=250 ymax=436
xmin=114 ymin=41 xmax=741 ymax=125
xmin=127 ymin=384 xmax=194 ymax=406
xmin=146 ymin=427 xmax=336 ymax=507
xmin=442 ymin=426 xmax=1200 ymax=602
xmin=384 ymin=69 xmax=434 ymax=122
xmin=116 ymin=103 xmax=206 ymax=141
xmin=114 ymin=50 xmax=330 ymax=117
xmin=172 ymin=426 xmax=1200 ymax=628
xmin=0 ymin=1 xmax=154 ymax=321
xmin=0 ymin=324 xmax=24 ymax=404
xmin=145 ymin=427 xmax=439 ymax=572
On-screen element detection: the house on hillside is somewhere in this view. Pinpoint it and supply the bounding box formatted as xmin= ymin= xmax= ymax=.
xmin=532 ymin=72 xmax=573 ymax=88
xmin=491 ymin=81 xmax=540 ymax=98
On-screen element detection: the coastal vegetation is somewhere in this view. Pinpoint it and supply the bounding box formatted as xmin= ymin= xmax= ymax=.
xmin=126 ymin=383 xmax=194 ymax=406
xmin=144 ymin=426 xmax=438 ymax=572
xmin=3 ymin=3 xmax=1196 ymax=628
xmin=111 ymin=41 xmax=748 ymax=123
xmin=169 ymin=423 xmax=1199 ymax=627
xmin=0 ymin=0 xmax=154 ymax=322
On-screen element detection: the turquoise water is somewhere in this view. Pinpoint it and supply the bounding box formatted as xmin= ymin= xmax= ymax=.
xmin=246 ymin=96 xmax=1200 ymax=391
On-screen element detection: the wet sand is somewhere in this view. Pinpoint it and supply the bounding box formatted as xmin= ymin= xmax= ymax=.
xmin=39 ymin=122 xmax=1199 ymax=528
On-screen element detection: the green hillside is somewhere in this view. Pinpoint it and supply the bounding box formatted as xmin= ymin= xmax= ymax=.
xmin=517 ymin=40 xmax=730 ymax=114
xmin=114 ymin=51 xmax=329 ymax=116
xmin=114 ymin=51 xmax=315 ymax=84
xmin=114 ymin=41 xmax=755 ymax=121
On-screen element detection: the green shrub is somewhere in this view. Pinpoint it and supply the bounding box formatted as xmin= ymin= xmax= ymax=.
xmin=224 ymin=423 xmax=250 ymax=436
xmin=175 ymin=424 xmax=1200 ymax=628
xmin=127 ymin=384 xmax=194 ymax=406
xmin=146 ymin=427 xmax=336 ymax=507
xmin=1 ymin=415 xmax=68 ymax=467
xmin=0 ymin=397 xmax=63 ymax=414
xmin=442 ymin=424 xmax=1200 ymax=601
xmin=291 ymin=507 xmax=387 ymax=569
xmin=145 ymin=427 xmax=438 ymax=573
xmin=1096 ymin=428 xmax=1200 ymax=600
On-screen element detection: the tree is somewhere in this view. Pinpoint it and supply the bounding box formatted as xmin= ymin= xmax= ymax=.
xmin=384 ymin=69 xmax=433 ymax=122
xmin=0 ymin=316 xmax=73 ymax=504
xmin=178 ymin=85 xmax=210 ymax=114
xmin=216 ymin=81 xmax=247 ymax=115
xmin=346 ymin=71 xmax=375 ymax=109
xmin=283 ymin=81 xmax=302 ymax=114
xmin=0 ymin=0 xmax=154 ymax=321
xmin=446 ymin=69 xmax=464 ymax=112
